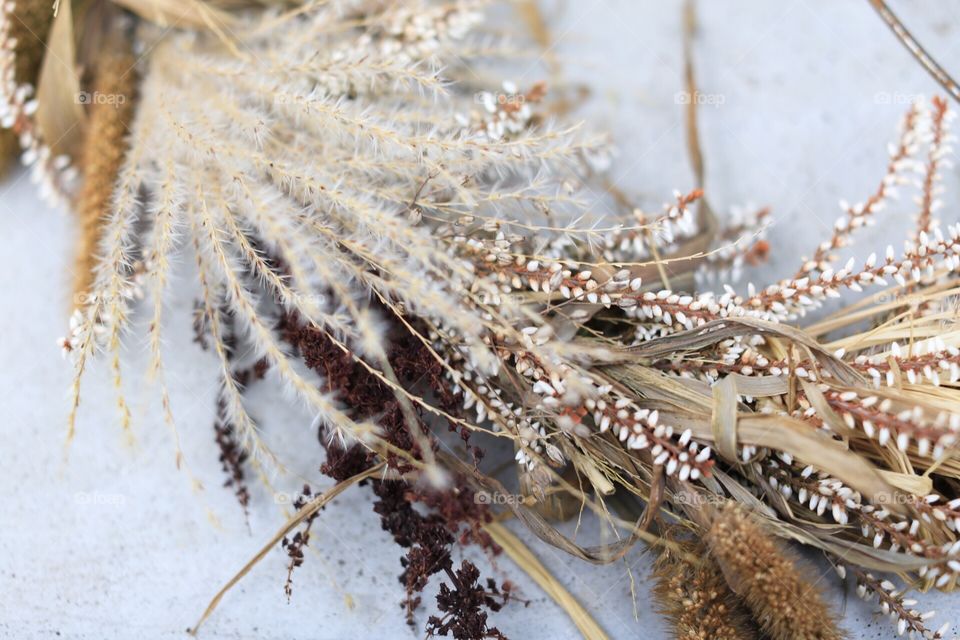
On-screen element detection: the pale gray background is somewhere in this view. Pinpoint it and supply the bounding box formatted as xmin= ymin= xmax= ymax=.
xmin=1 ymin=1 xmax=959 ymax=638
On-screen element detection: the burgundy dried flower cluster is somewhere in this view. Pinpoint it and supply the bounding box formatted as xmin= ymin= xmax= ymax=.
xmin=279 ymin=310 xmax=505 ymax=635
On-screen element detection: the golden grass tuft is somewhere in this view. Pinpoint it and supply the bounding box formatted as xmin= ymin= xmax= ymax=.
xmin=72 ymin=34 xmax=137 ymax=303
xmin=653 ymin=530 xmax=758 ymax=640
xmin=705 ymin=504 xmax=844 ymax=640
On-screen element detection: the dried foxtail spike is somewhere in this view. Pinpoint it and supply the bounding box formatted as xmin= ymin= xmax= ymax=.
xmin=705 ymin=504 xmax=845 ymax=640
xmin=653 ymin=530 xmax=758 ymax=640
xmin=72 ymin=22 xmax=138 ymax=304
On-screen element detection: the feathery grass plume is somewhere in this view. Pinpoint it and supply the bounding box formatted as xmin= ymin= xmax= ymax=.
xmin=72 ymin=22 xmax=138 ymax=305
xmin=652 ymin=530 xmax=757 ymax=640
xmin=64 ymin=0 xmax=607 ymax=466
xmin=704 ymin=504 xmax=843 ymax=640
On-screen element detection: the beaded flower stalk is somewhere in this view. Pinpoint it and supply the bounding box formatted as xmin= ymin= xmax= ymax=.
xmin=4 ymin=0 xmax=960 ymax=639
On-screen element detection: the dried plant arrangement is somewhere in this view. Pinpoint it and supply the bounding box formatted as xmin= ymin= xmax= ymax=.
xmin=5 ymin=0 xmax=960 ymax=638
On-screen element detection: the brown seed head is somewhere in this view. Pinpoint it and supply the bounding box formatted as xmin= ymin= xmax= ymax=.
xmin=653 ymin=530 xmax=758 ymax=640
xmin=705 ymin=504 xmax=844 ymax=640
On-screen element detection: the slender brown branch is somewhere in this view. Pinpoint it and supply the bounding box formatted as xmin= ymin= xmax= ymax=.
xmin=682 ymin=0 xmax=719 ymax=244
xmin=188 ymin=463 xmax=385 ymax=635
xmin=868 ymin=0 xmax=960 ymax=104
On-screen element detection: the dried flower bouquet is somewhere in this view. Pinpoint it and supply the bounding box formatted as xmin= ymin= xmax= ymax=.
xmin=4 ymin=0 xmax=960 ymax=638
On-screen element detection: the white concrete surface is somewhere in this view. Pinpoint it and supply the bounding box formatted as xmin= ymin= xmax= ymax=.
xmin=1 ymin=1 xmax=958 ymax=638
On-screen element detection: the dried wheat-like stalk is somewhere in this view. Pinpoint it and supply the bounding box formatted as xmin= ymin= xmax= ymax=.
xmin=705 ymin=504 xmax=843 ymax=640
xmin=72 ymin=25 xmax=138 ymax=302
xmin=653 ymin=529 xmax=757 ymax=640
